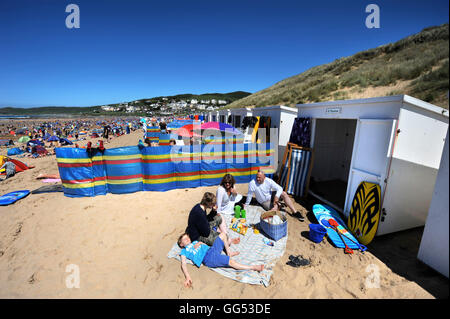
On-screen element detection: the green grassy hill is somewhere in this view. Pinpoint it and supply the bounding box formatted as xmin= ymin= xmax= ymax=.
xmin=0 ymin=106 xmax=101 ymax=116
xmin=0 ymin=91 xmax=251 ymax=115
xmin=227 ymin=23 xmax=449 ymax=109
xmin=135 ymin=91 xmax=251 ymax=104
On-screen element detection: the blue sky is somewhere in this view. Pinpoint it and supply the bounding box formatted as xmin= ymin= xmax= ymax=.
xmin=0 ymin=0 xmax=448 ymax=108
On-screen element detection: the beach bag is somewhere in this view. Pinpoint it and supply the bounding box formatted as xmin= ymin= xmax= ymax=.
xmin=260 ymin=211 xmax=288 ymax=241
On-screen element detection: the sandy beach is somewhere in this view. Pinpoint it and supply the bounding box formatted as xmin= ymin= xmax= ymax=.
xmin=0 ymin=129 xmax=448 ymax=299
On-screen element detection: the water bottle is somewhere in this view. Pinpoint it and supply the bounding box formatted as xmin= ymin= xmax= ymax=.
xmin=234 ymin=205 xmax=241 ymax=219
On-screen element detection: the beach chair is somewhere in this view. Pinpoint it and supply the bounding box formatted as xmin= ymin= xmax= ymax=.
xmin=278 ymin=143 xmax=314 ymax=198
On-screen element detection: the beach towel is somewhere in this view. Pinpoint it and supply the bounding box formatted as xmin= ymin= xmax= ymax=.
xmin=167 ymin=205 xmax=287 ymax=287
xmin=7 ymin=147 xmax=23 ymax=156
xmin=289 ymin=117 xmax=311 ymax=148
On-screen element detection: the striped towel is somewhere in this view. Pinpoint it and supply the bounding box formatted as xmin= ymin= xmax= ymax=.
xmin=279 ymin=148 xmax=312 ymax=198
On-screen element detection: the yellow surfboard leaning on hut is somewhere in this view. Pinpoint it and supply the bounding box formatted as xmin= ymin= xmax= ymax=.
xmin=347 ymin=181 xmax=381 ymax=245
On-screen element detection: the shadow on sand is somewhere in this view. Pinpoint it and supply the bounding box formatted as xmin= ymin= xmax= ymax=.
xmin=295 ymin=194 xmax=449 ymax=299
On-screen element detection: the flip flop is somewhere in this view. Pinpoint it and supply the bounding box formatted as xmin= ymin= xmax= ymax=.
xmin=292 ymin=211 xmax=305 ymax=222
xmin=286 ymin=255 xmax=311 ymax=267
xmin=286 ymin=260 xmax=301 ymax=268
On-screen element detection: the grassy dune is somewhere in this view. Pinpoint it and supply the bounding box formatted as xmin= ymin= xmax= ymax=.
xmin=228 ymin=23 xmax=449 ymax=109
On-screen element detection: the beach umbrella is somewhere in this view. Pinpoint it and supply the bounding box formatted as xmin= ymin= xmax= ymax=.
xmin=48 ymin=135 xmax=60 ymax=142
xmin=18 ymin=136 xmax=31 ymax=143
xmin=174 ymin=124 xmax=202 ymax=137
xmin=201 ymin=122 xmax=242 ymax=135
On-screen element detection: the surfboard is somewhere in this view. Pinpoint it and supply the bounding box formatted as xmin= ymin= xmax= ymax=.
xmin=0 ymin=190 xmax=30 ymax=206
xmin=312 ymin=204 xmax=361 ymax=249
xmin=347 ymin=181 xmax=381 ymax=245
xmin=251 ymin=116 xmax=260 ymax=143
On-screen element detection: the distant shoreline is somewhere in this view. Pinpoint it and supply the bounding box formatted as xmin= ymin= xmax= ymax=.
xmin=0 ymin=115 xmax=31 ymax=119
xmin=0 ymin=114 xmax=139 ymax=120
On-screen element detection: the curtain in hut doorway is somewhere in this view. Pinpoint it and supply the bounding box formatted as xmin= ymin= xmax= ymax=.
xmin=289 ymin=117 xmax=311 ymax=148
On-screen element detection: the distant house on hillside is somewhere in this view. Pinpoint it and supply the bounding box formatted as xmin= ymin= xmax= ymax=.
xmin=126 ymin=105 xmax=142 ymax=113
xmin=101 ymin=105 xmax=120 ymax=112
xmin=218 ymin=100 xmax=227 ymax=105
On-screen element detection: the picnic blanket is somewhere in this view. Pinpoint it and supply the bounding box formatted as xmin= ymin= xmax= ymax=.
xmin=167 ymin=205 xmax=287 ymax=287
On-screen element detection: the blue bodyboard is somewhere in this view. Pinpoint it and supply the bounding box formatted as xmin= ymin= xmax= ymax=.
xmin=0 ymin=190 xmax=30 ymax=206
xmin=312 ymin=204 xmax=360 ymax=249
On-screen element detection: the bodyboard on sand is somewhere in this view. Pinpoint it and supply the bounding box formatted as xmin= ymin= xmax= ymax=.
xmin=0 ymin=190 xmax=30 ymax=206
xmin=347 ymin=181 xmax=381 ymax=245
xmin=42 ymin=178 xmax=62 ymax=183
xmin=312 ymin=204 xmax=360 ymax=249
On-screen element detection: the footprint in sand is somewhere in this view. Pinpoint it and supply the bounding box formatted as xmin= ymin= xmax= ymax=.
xmin=28 ymin=272 xmax=37 ymax=284
xmin=162 ymin=229 xmax=177 ymax=239
xmin=143 ymin=253 xmax=153 ymax=261
xmin=156 ymin=263 xmax=163 ymax=273
xmin=13 ymin=223 xmax=23 ymax=240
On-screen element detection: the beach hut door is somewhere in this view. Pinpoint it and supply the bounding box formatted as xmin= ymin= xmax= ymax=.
xmin=343 ymin=119 xmax=397 ymax=218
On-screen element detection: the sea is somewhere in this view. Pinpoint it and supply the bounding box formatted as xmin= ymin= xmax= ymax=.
xmin=0 ymin=115 xmax=31 ymax=119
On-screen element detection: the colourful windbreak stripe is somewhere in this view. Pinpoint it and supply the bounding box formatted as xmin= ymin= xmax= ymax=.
xmin=55 ymin=144 xmax=275 ymax=197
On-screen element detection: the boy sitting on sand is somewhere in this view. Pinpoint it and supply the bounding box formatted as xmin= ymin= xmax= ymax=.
xmin=177 ymin=231 xmax=264 ymax=288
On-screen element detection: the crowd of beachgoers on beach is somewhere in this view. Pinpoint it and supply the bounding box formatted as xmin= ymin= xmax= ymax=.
xmin=0 ymin=117 xmax=151 ymax=158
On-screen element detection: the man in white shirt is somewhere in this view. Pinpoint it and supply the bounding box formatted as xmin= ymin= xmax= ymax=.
xmin=245 ymin=170 xmax=305 ymax=222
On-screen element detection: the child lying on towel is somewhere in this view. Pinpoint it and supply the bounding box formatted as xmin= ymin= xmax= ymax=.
xmin=177 ymin=232 xmax=264 ymax=288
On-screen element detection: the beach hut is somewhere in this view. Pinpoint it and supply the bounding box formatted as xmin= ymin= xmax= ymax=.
xmin=229 ymin=107 xmax=253 ymax=130
xmin=210 ymin=110 xmax=219 ymax=122
xmin=251 ymin=105 xmax=298 ymax=169
xmin=217 ymin=108 xmax=231 ymax=124
xmin=417 ymin=129 xmax=449 ymax=278
xmin=295 ymin=95 xmax=449 ymax=236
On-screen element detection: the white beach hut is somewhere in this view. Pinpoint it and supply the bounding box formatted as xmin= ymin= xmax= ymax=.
xmin=218 ymin=108 xmax=231 ymax=124
xmin=417 ymin=129 xmax=449 ymax=277
xmin=251 ymin=105 xmax=298 ymax=169
xmin=209 ymin=110 xmax=219 ymax=122
xmin=296 ymin=95 xmax=449 ymax=235
xmin=229 ymin=107 xmax=254 ymax=129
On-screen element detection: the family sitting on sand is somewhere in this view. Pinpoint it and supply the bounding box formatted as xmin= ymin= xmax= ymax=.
xmin=177 ymin=170 xmax=304 ymax=287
